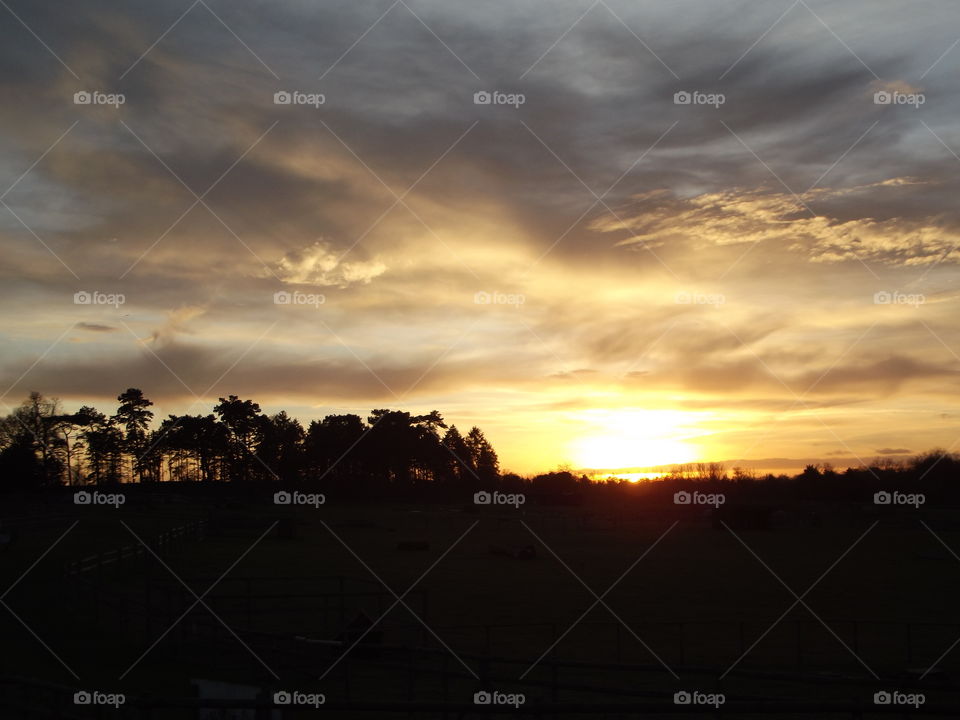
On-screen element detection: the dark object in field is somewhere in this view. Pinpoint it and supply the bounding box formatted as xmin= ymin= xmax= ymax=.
xmin=190 ymin=678 xmax=276 ymax=719
xmin=532 ymin=490 xmax=582 ymax=506
xmin=489 ymin=543 xmax=536 ymax=559
xmin=896 ymin=667 xmax=950 ymax=687
xmin=335 ymin=611 xmax=383 ymax=658
xmin=713 ymin=505 xmax=776 ymax=530
xmin=206 ymin=510 xmax=270 ymax=537
xmin=276 ymin=517 xmax=298 ymax=539
xmin=397 ymin=540 xmax=429 ymax=551
xmin=0 ymin=522 xmax=15 ymax=551
xmin=714 ymin=505 xmax=822 ymax=530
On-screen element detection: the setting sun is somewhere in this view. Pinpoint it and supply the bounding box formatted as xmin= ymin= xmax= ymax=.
xmin=571 ymin=409 xmax=702 ymax=470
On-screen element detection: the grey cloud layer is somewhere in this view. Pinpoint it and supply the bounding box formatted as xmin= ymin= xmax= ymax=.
xmin=2 ymin=0 xmax=960 ymax=464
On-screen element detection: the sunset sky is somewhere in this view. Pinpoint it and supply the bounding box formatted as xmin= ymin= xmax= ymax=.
xmin=2 ymin=1 xmax=960 ymax=475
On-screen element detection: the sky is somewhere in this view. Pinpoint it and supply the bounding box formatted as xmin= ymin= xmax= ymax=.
xmin=2 ymin=0 xmax=960 ymax=475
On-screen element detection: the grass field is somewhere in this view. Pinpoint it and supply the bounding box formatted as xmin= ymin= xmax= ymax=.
xmin=3 ymin=491 xmax=960 ymax=717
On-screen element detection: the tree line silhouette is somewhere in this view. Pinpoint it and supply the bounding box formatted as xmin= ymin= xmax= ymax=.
xmin=2 ymin=389 xmax=958 ymax=505
xmin=0 ymin=389 xmax=500 ymax=492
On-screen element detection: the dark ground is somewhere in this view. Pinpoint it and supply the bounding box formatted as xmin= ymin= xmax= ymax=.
xmin=2 ymin=484 xmax=959 ymax=718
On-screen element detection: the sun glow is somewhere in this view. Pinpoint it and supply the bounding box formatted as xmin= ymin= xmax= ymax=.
xmin=572 ymin=409 xmax=701 ymax=470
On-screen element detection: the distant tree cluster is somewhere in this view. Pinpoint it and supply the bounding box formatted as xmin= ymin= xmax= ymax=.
xmin=0 ymin=390 xmax=499 ymax=492
xmin=595 ymin=454 xmax=960 ymax=507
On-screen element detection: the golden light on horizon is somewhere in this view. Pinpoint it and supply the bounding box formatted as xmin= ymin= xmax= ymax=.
xmin=570 ymin=408 xmax=702 ymax=470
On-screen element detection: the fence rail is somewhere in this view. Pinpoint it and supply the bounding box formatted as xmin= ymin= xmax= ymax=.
xmin=62 ymin=519 xmax=205 ymax=576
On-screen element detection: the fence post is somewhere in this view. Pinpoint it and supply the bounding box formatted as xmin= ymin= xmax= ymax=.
xmin=421 ymin=592 xmax=428 ymax=646
xmin=344 ymin=654 xmax=351 ymax=702
xmin=144 ymin=572 xmax=151 ymax=641
xmin=678 ymin=622 xmax=685 ymax=666
xmin=408 ymin=645 xmax=415 ymax=701
xmin=442 ymin=653 xmax=449 ymax=718
xmin=93 ymin=559 xmax=100 ymax=627
xmin=796 ymin=620 xmax=802 ymax=669
xmin=246 ymin=577 xmax=253 ymax=629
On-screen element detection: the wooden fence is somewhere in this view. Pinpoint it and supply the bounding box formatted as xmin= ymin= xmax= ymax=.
xmin=62 ymin=520 xmax=206 ymax=577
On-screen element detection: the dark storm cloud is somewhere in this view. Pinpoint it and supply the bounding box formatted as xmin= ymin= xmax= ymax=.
xmin=1 ymin=337 xmax=516 ymax=405
xmin=4 ymin=0 xmax=960 ymax=276
xmin=76 ymin=322 xmax=115 ymax=332
xmin=658 ymin=353 xmax=960 ymax=397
